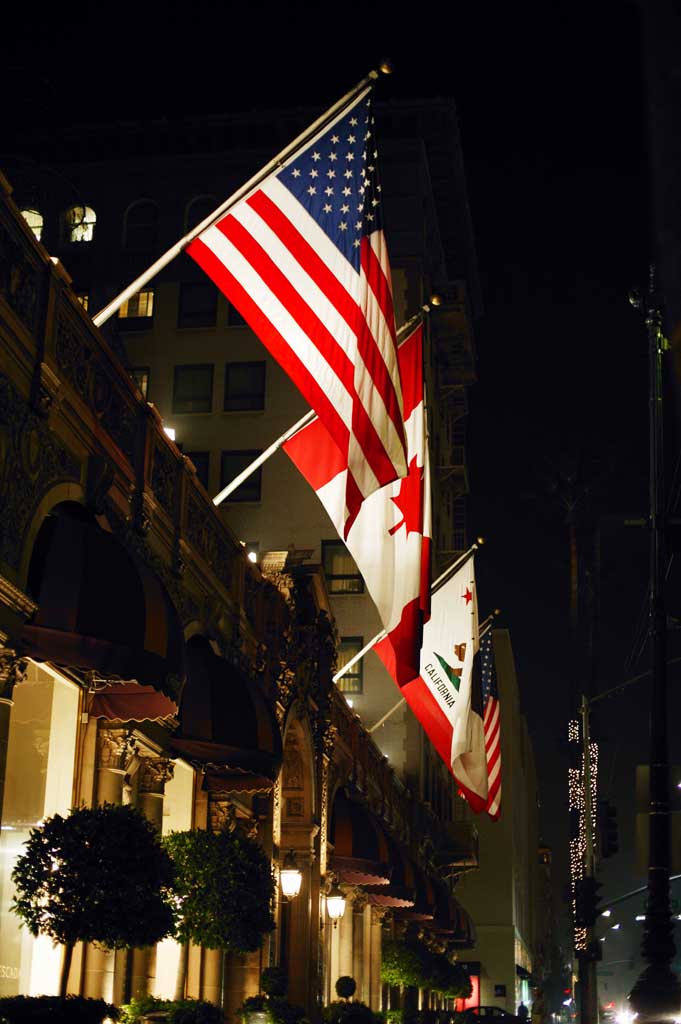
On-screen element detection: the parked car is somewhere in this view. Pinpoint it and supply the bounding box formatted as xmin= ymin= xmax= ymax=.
xmin=465 ymin=1008 xmax=520 ymax=1024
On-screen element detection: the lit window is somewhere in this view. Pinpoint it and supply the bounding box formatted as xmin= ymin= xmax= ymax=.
xmin=336 ymin=636 xmax=364 ymax=694
xmin=220 ymin=450 xmax=262 ymax=502
xmin=124 ymin=200 xmax=159 ymax=250
xmin=128 ymin=367 xmax=150 ymax=400
xmin=118 ymin=289 xmax=154 ymax=320
xmin=76 ymin=294 xmax=89 ymax=311
xmin=244 ymin=541 xmax=259 ymax=564
xmin=21 ymin=209 xmax=43 ymax=241
xmin=65 ymin=205 xmax=96 ymax=243
xmin=186 ymin=451 xmax=209 ymax=490
xmin=173 ymin=364 xmax=213 ymax=414
xmin=322 ymin=540 xmax=364 ymax=594
xmin=224 ymin=362 xmax=265 ymax=411
xmin=178 ymin=282 xmax=217 ymax=328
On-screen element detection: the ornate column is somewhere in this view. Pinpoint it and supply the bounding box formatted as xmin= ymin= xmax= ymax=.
xmin=369 ymin=906 xmax=389 ymax=1011
xmin=83 ymin=729 xmax=140 ymax=999
xmin=352 ymin=894 xmax=368 ymax=1002
xmin=129 ymin=756 xmax=175 ymax=998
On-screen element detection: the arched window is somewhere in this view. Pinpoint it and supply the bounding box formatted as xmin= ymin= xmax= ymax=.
xmin=20 ymin=209 xmax=44 ymax=241
xmin=185 ymin=195 xmax=217 ymax=232
xmin=64 ymin=205 xmax=96 ymax=243
xmin=124 ymin=200 xmax=159 ymax=250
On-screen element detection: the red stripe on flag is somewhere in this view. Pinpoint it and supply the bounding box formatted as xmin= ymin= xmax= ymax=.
xmin=360 ymin=235 xmax=397 ymax=345
xmin=400 ymin=674 xmax=453 ymax=774
xmin=358 ymin=237 xmax=405 ymax=442
xmin=217 ymin=214 xmax=355 ymax=395
xmin=188 ymin=236 xmax=351 ymax=461
xmin=246 ymin=195 xmax=406 ymax=457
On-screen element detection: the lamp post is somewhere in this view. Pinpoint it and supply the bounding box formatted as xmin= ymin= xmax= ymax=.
xmin=628 ymin=266 xmax=681 ymax=1021
xmin=279 ymin=849 xmax=302 ymax=972
xmin=326 ymin=882 xmax=347 ymax=927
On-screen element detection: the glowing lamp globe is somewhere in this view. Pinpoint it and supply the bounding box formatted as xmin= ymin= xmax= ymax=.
xmin=326 ymin=883 xmax=346 ymax=923
xmin=280 ymin=850 xmax=302 ymax=900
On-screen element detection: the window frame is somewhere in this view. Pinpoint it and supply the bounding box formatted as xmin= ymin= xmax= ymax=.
xmin=172 ymin=364 xmax=214 ymax=414
xmin=177 ymin=281 xmax=218 ymax=329
xmin=219 ymin=450 xmax=262 ymax=503
xmin=128 ymin=366 xmax=151 ymax=400
xmin=223 ymin=361 xmax=266 ymax=412
xmin=336 ymin=635 xmax=364 ymax=694
xmin=321 ymin=539 xmax=364 ymax=595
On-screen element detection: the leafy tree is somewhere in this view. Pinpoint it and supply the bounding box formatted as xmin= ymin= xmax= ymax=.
xmin=11 ymin=804 xmax=175 ymax=996
xmin=164 ymin=827 xmax=275 ymax=951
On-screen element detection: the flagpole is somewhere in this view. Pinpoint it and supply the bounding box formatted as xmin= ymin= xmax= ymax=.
xmin=212 ymin=410 xmax=316 ymax=506
xmin=213 ymin=306 xmax=432 ymax=507
xmin=92 ymin=68 xmax=388 ymax=328
xmin=332 ymin=539 xmax=482 ymax=683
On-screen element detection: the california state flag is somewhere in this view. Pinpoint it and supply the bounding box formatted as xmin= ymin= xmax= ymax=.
xmin=284 ymin=324 xmax=431 ymax=683
xmin=400 ymin=556 xmax=489 ymax=812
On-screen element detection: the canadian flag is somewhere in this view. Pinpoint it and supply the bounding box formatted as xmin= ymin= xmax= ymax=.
xmin=284 ymin=324 xmax=431 ymax=684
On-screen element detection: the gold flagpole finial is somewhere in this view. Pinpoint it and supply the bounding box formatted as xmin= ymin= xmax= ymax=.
xmin=476 ymin=536 xmax=485 ymax=546
xmin=379 ymin=58 xmax=394 ymax=75
xmin=429 ymin=293 xmax=443 ymax=306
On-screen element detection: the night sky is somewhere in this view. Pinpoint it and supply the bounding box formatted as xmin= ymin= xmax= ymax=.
xmin=3 ymin=0 xmax=673 ymax=957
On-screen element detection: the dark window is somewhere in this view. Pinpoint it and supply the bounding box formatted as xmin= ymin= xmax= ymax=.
xmin=173 ymin=364 xmax=213 ymax=413
xmin=185 ymin=195 xmax=217 ymax=231
xmin=224 ymin=361 xmax=265 ymax=411
xmin=178 ymin=282 xmax=217 ymax=328
xmin=128 ymin=367 xmax=150 ymax=399
xmin=336 ymin=636 xmax=364 ymax=694
xmin=322 ymin=540 xmax=364 ymax=594
xmin=220 ymin=450 xmax=262 ymax=502
xmin=226 ymin=302 xmax=248 ymax=327
xmin=186 ymin=451 xmax=209 ymax=489
xmin=124 ymin=201 xmax=159 ymax=250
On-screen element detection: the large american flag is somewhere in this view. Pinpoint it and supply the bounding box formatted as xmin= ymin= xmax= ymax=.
xmin=481 ymin=629 xmax=502 ymax=820
xmin=187 ymin=87 xmax=407 ymax=529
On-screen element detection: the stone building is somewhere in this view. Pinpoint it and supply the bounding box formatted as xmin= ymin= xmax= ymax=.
xmin=0 ymin=167 xmax=476 ymax=1019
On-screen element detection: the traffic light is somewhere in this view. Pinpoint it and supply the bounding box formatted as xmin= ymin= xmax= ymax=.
xmin=574 ymin=876 xmax=603 ymax=927
xmin=598 ymin=799 xmax=619 ymax=858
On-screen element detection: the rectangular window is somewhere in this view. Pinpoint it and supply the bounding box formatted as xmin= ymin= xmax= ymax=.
xmin=226 ymin=302 xmax=247 ymax=327
xmin=128 ymin=367 xmax=150 ymax=400
xmin=178 ymin=282 xmax=217 ymax=328
xmin=322 ymin=540 xmax=364 ymax=594
xmin=224 ymin=361 xmax=266 ymax=411
xmin=336 ymin=636 xmax=364 ymax=694
xmin=118 ymin=288 xmax=154 ymax=320
xmin=173 ymin=364 xmax=214 ymax=414
xmin=220 ymin=450 xmax=262 ymax=502
xmin=186 ymin=451 xmax=209 ymax=490
xmin=76 ymin=293 xmax=89 ymax=311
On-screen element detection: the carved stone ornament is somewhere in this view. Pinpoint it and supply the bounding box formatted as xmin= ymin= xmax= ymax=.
xmin=0 ymin=374 xmax=80 ymax=569
xmin=34 ymin=362 xmax=63 ymax=420
xmin=138 ymin=756 xmax=175 ymax=794
xmin=0 ymin=648 xmax=28 ymax=701
xmin=0 ymin=220 xmax=39 ymax=331
xmin=96 ymin=727 xmax=138 ymax=773
xmin=208 ymin=796 xmax=238 ymax=834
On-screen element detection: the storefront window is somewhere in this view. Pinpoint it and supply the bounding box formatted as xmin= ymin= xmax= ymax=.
xmin=0 ymin=663 xmax=80 ymax=996
xmin=152 ymin=759 xmax=194 ymax=999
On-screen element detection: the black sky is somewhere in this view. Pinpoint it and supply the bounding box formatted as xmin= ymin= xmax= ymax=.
xmin=3 ymin=0 xmax=665 ymax=947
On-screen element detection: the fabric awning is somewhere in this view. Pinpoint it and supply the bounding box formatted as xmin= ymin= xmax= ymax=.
xmin=20 ymin=506 xmax=185 ymax=707
xmin=363 ymin=830 xmax=414 ymax=907
xmin=89 ymin=683 xmax=178 ymax=723
xmin=429 ymin=890 xmax=477 ymax=947
xmin=395 ymin=860 xmax=436 ymax=921
xmin=171 ymin=635 xmax=282 ymax=786
xmin=329 ymin=789 xmax=391 ymax=886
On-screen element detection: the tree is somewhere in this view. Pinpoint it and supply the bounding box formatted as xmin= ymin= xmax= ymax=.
xmin=11 ymin=803 xmax=175 ymax=997
xmin=164 ymin=827 xmax=275 ymax=951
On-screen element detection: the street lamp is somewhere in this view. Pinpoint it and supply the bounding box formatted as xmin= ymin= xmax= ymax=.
xmin=280 ymin=850 xmax=302 ymax=901
xmin=326 ymin=882 xmax=346 ymax=926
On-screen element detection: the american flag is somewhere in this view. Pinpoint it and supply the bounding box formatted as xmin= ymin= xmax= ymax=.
xmin=187 ymin=87 xmax=407 ymax=530
xmin=481 ymin=629 xmax=502 ymax=820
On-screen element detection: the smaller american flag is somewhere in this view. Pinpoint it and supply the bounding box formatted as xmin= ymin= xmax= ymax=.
xmin=481 ymin=629 xmax=502 ymax=820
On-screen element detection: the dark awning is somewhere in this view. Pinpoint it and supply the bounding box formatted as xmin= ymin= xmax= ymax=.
xmin=20 ymin=506 xmax=185 ymax=706
xmin=329 ymin=789 xmax=391 ymax=886
xmin=364 ymin=831 xmax=414 ymax=907
xmin=429 ymin=890 xmax=477 ymax=948
xmin=171 ymin=635 xmax=282 ymax=786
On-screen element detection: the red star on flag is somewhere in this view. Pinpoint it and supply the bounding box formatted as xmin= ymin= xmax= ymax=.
xmin=463 ymin=587 xmax=473 ymax=604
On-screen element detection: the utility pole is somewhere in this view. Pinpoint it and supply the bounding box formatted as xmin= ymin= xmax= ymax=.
xmin=628 ymin=266 xmax=681 ymax=1022
xmin=578 ymin=695 xmax=599 ymax=1024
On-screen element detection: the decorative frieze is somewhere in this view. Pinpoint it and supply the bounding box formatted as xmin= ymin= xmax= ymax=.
xmin=96 ymin=727 xmax=138 ymax=774
xmin=138 ymin=756 xmax=174 ymax=795
xmin=0 ymin=648 xmax=28 ymax=701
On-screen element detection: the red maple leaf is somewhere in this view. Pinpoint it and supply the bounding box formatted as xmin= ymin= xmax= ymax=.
xmin=389 ymin=456 xmax=423 ymax=537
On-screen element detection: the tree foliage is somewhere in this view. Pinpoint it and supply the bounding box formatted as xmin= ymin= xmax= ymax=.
xmin=11 ymin=804 xmax=175 ymax=995
xmin=380 ymin=937 xmax=471 ymax=997
xmin=164 ymin=827 xmax=275 ymax=952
